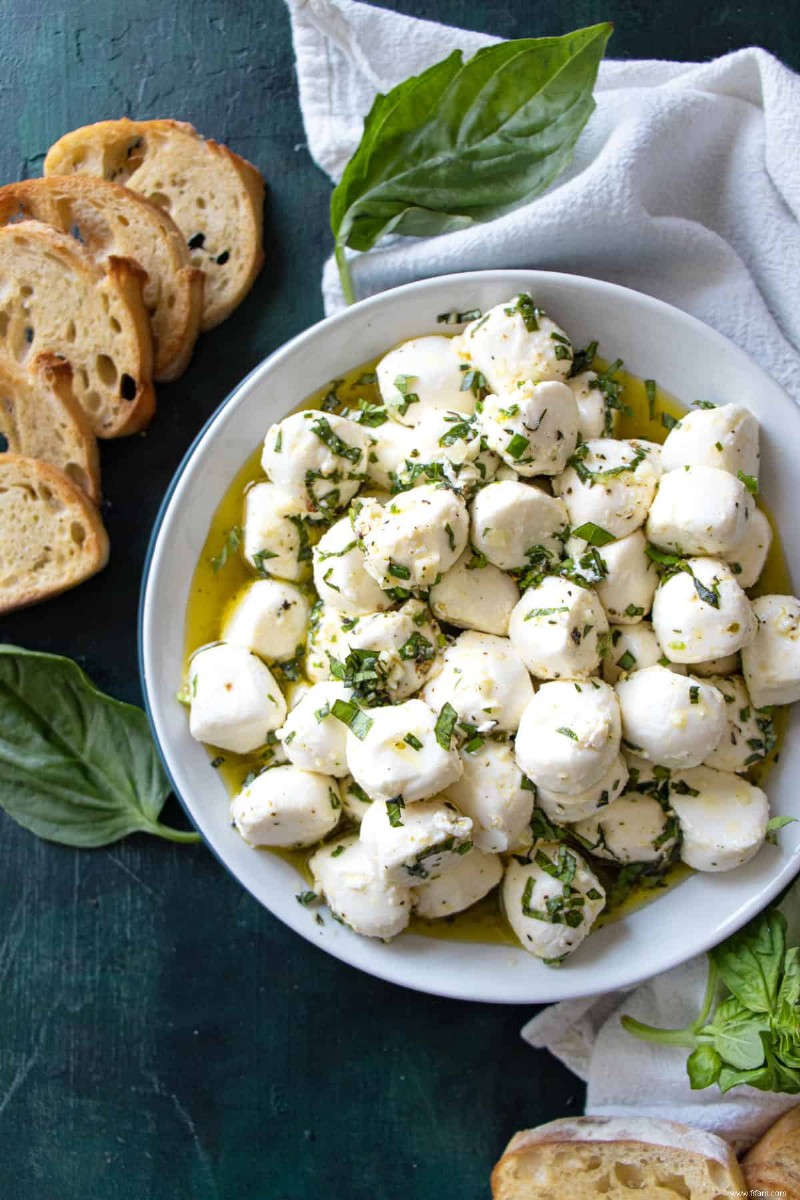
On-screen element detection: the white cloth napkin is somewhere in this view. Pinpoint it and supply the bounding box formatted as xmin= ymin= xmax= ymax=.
xmin=286 ymin=0 xmax=800 ymax=1146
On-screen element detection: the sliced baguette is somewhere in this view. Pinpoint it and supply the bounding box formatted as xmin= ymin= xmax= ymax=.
xmin=0 ymin=176 xmax=203 ymax=382
xmin=0 ymin=351 xmax=100 ymax=502
xmin=0 ymin=454 xmax=109 ymax=613
xmin=44 ymin=118 xmax=264 ymax=331
xmin=491 ymin=1117 xmax=746 ymax=1199
xmin=0 ymin=220 xmax=154 ymax=437
xmin=743 ymin=1106 xmax=800 ymax=1199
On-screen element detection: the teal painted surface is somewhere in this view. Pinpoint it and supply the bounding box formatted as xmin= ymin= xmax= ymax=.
xmin=0 ymin=2 xmax=797 ymax=1197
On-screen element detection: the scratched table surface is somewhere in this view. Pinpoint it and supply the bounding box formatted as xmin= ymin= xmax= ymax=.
xmin=1 ymin=1 xmax=799 ymax=1197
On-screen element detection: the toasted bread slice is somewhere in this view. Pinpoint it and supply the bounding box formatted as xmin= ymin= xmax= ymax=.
xmin=44 ymin=118 xmax=264 ymax=331
xmin=0 ymin=220 xmax=154 ymax=437
xmin=0 ymin=351 xmax=100 ymax=502
xmin=0 ymin=454 xmax=109 ymax=613
xmin=743 ymin=1107 xmax=800 ymax=1199
xmin=491 ymin=1117 xmax=746 ymax=1199
xmin=0 ymin=177 xmax=203 ymax=382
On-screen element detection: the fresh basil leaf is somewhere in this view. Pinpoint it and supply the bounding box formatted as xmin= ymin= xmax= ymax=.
xmin=705 ymin=997 xmax=769 ymax=1070
xmin=710 ymin=907 xmax=787 ymax=1014
xmin=766 ymin=815 xmax=798 ymax=845
xmin=686 ymin=1045 xmax=721 ymax=1090
xmin=572 ymin=521 xmax=615 ymax=547
xmin=0 ymin=646 xmax=199 ymax=847
xmin=331 ymin=25 xmax=613 ymax=301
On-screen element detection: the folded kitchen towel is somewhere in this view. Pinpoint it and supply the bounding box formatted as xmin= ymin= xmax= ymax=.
xmin=286 ymin=0 xmax=800 ymax=405
xmin=287 ymin=0 xmax=800 ymax=1147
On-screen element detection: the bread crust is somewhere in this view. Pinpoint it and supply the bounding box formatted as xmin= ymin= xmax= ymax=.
xmin=743 ymin=1106 xmax=800 ymax=1199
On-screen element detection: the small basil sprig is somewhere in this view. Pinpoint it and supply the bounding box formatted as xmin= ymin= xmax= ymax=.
xmin=621 ymin=901 xmax=800 ymax=1094
xmin=0 ymin=646 xmax=199 ymax=847
xmin=330 ymin=24 xmax=613 ymax=303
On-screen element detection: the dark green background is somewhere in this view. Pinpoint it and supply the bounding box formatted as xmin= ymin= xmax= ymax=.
xmin=1 ymin=2 xmax=797 ymax=1197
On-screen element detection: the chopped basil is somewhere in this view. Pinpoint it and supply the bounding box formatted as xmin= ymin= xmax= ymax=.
xmin=689 ymin=685 xmax=700 ymax=704
xmin=398 ymin=632 xmax=434 ymax=663
xmin=645 ymin=378 xmax=656 ymax=421
xmin=572 ymin=521 xmax=614 ymax=547
xmin=765 ymin=815 xmax=797 ymax=845
xmin=661 ymin=412 xmax=678 ymax=431
xmin=331 ymin=698 xmax=373 ymax=739
xmin=404 ymin=732 xmax=423 ymax=751
xmin=524 ymin=605 xmax=569 ymax=621
xmin=210 ymin=524 xmax=242 ymax=573
xmin=386 ymin=796 xmax=405 ymax=827
xmin=252 ymin=547 xmax=280 ymax=576
xmin=296 ymin=891 xmax=318 ymax=906
xmin=310 ymin=416 xmax=363 ymax=464
xmin=435 ymin=702 xmax=458 ymax=750
xmin=617 ymin=649 xmax=636 ymax=672
xmin=445 ymin=522 xmax=456 ymax=551
xmin=569 ymin=339 xmax=598 ymax=376
xmin=506 ymin=432 xmax=530 ymax=460
xmin=388 ymin=560 xmax=411 ymax=580
xmin=624 ymin=603 xmax=645 ymax=618
xmin=331 ymin=844 xmax=346 ymax=857
xmin=436 ymin=308 xmax=482 ymax=325
xmin=505 ymin=293 xmax=545 ymax=332
xmin=556 ymin=726 xmax=578 ymax=740
xmin=737 ymin=470 xmax=759 ymax=494
xmin=693 ymin=574 xmax=720 ymax=608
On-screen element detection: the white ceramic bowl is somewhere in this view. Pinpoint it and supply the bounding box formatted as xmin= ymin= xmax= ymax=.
xmin=140 ymin=270 xmax=800 ymax=1003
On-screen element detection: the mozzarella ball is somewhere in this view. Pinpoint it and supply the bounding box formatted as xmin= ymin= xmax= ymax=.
xmin=669 ymin=766 xmax=769 ymax=871
xmin=354 ymin=484 xmax=468 ymax=592
xmin=515 ymin=680 xmax=621 ymax=794
xmin=568 ymin=371 xmax=608 ymax=440
xmin=412 ymin=410 xmax=499 ymax=494
xmin=723 ymin=506 xmax=772 ymax=589
xmin=261 ymin=410 xmax=369 ymax=511
xmin=340 ymin=775 xmax=374 ymax=825
xmin=376 ymin=335 xmax=474 ymax=426
xmin=703 ymin=674 xmax=776 ymax=774
xmin=429 ymin=551 xmax=520 ymax=636
xmin=651 ymin=558 xmax=757 ymax=664
xmin=691 ymin=653 xmax=740 ymax=678
xmin=360 ymin=796 xmax=473 ymax=886
xmin=422 ymin=631 xmax=534 ymax=733
xmin=553 ymin=438 xmax=661 ymax=539
xmin=478 ymin=381 xmax=579 ymax=476
xmin=502 ymin=843 xmax=605 ymax=961
xmin=566 ymin=528 xmax=658 ymax=625
xmin=277 ymin=681 xmax=351 ymax=777
xmin=456 ymin=296 xmax=573 ymax=392
xmin=414 ymin=848 xmax=503 ymax=919
xmin=310 ymin=836 xmax=412 ymax=940
xmin=231 ymin=764 xmax=340 ymax=847
xmin=572 ymin=789 xmax=678 ymax=865
xmin=305 ymin=604 xmax=349 ymax=682
xmin=443 ymin=738 xmax=534 ymax=853
xmin=661 ymin=403 xmax=760 ymax=481
xmin=312 ymin=516 xmax=391 ymax=615
xmin=602 ymin=622 xmax=687 ymax=685
xmin=222 ymin=579 xmax=310 ymax=663
xmin=365 ymin=418 xmax=417 ymax=491
xmin=345 ymin=699 xmax=463 ymax=804
xmin=470 ymin=479 xmax=568 ymax=571
xmin=615 ymin=666 xmax=726 ymax=768
xmin=329 ymin=600 xmax=442 ymax=699
xmin=536 ymin=753 xmax=629 ymax=823
xmin=647 ymin=466 xmax=753 ymax=556
xmin=509 ymin=576 xmax=609 ymax=680
xmin=742 ymin=594 xmax=800 ymax=707
xmin=188 ymin=644 xmax=287 ymax=754
xmin=243 ymin=482 xmax=320 ymax=583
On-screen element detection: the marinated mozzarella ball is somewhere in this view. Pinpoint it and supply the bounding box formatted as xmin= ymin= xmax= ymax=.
xmin=376 ymin=335 xmax=473 ymax=426
xmin=414 ymin=848 xmax=503 ymax=919
xmin=536 ymin=753 xmax=628 ymax=823
xmin=402 ymin=409 xmax=499 ymax=494
xmin=230 ymin=764 xmax=340 ymax=847
xmin=615 ymin=666 xmax=726 ymax=769
xmin=723 ymin=506 xmax=772 ymax=589
xmin=478 ymin=381 xmax=579 ymax=476
xmin=277 ymin=681 xmax=351 ymax=777
xmin=261 ymin=410 xmax=369 ymax=511
xmin=443 ymin=738 xmax=534 ymax=853
xmin=222 ymin=579 xmax=310 ymax=662
xmin=553 ymin=439 xmax=661 ymax=540
xmin=568 ymin=371 xmax=608 ymax=440
xmin=566 ymin=528 xmax=658 ymax=625
xmin=188 ymin=644 xmax=287 ymax=754
xmin=312 ymin=516 xmax=391 ymax=615
xmin=602 ymin=622 xmax=687 ymax=685
xmin=340 ymin=775 xmax=373 ymax=824
xmin=243 ymin=482 xmax=320 ymax=583
xmin=661 ymin=403 xmax=760 ymax=481
xmin=470 ymin=480 xmax=568 ymax=571
xmin=669 ymin=766 xmax=769 ymax=871
xmin=502 ymin=843 xmax=605 ymax=961
xmin=691 ymin=653 xmax=740 ymax=678
xmin=515 ymin=680 xmax=621 ymax=794
xmin=429 ymin=552 xmax=520 ymax=636
xmin=360 ymin=796 xmax=473 ymax=886
xmin=305 ymin=603 xmax=348 ymax=682
xmin=354 ymin=485 xmax=468 ymax=592
xmin=742 ymin=594 xmax=800 ymax=707
xmin=456 ymin=296 xmax=573 ymax=393
xmin=345 ymin=699 xmax=463 ymax=804
xmin=703 ymin=675 xmax=776 ymax=774
xmin=571 ymin=788 xmax=678 ymax=865
xmin=651 ymin=558 xmax=757 ymax=664
xmin=422 ymin=631 xmax=534 ymax=733
xmin=508 ymin=576 xmax=609 ymax=680
xmin=646 ymin=466 xmax=753 ymax=557
xmin=310 ymin=836 xmax=412 ymax=940
xmin=340 ymin=601 xmax=442 ymax=699
xmin=365 ymin=418 xmax=416 ymax=491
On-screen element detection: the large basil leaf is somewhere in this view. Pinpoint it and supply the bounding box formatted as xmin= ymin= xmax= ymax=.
xmin=331 ymin=24 xmax=613 ymax=301
xmin=0 ymin=646 xmax=199 ymax=847
xmin=710 ymin=908 xmax=787 ymax=1014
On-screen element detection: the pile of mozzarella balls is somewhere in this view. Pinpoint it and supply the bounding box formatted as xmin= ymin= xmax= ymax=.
xmin=186 ymin=294 xmax=800 ymax=964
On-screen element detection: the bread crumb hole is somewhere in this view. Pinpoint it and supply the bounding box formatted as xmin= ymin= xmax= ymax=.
xmin=594 ymin=1175 xmax=610 ymax=1194
xmin=96 ymin=354 xmax=117 ymax=386
xmin=196 ymin=196 xmax=206 ymax=209
xmin=20 ymin=285 xmax=32 ymax=298
xmin=614 ymin=1163 xmax=645 ymax=1188
xmin=166 ymin=292 xmax=176 ymax=310
xmin=0 ymin=312 xmax=8 ymax=336
xmin=117 ymin=214 xmax=130 ymax=227
xmin=657 ymin=1176 xmax=690 ymax=1198
xmin=583 ymin=1156 xmax=602 ymax=1171
xmin=78 ymin=367 xmax=89 ymax=389
xmin=84 ymin=390 xmax=102 ymax=413
xmin=120 ymin=374 xmax=137 ymax=401
xmin=70 ymin=521 xmax=86 ymax=546
xmin=109 ymin=316 xmax=121 ymax=334
xmin=65 ymin=463 xmax=88 ymax=492
xmin=65 ymin=319 xmax=76 ymax=343
xmin=149 ymin=192 xmax=171 ymax=210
